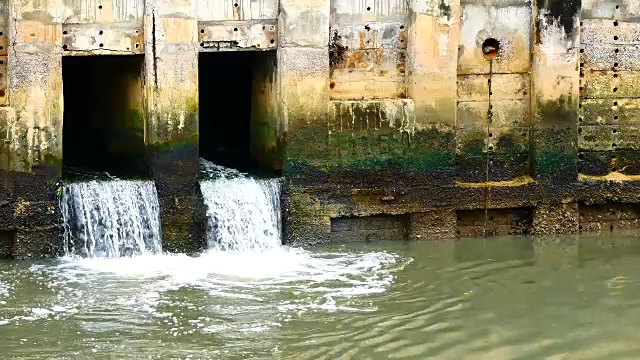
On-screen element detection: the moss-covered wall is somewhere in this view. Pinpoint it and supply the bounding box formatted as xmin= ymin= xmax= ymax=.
xmin=281 ymin=0 xmax=640 ymax=245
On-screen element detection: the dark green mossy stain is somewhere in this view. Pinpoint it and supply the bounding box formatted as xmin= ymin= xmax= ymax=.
xmin=251 ymin=119 xmax=282 ymax=171
xmin=580 ymin=150 xmax=640 ymax=176
xmin=287 ymin=124 xmax=454 ymax=171
xmin=149 ymin=97 xmax=198 ymax=147
xmin=533 ymin=99 xmax=578 ymax=180
xmin=532 ymin=150 xmax=577 ymax=176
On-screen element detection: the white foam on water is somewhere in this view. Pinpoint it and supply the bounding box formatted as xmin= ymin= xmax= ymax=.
xmin=0 ymin=280 xmax=10 ymax=298
xmin=0 ymin=161 xmax=409 ymax=334
xmin=60 ymin=180 xmax=162 ymax=258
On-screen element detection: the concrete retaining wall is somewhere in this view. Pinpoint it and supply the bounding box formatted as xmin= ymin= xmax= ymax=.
xmin=0 ymin=0 xmax=639 ymax=258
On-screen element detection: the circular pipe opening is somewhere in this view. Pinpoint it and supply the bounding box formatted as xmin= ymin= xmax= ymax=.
xmin=482 ymin=38 xmax=500 ymax=60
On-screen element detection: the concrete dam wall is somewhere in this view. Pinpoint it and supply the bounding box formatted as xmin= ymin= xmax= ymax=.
xmin=0 ymin=0 xmax=638 ymax=258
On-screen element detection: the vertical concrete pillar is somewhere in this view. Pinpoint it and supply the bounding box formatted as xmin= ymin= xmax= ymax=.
xmin=279 ymin=0 xmax=332 ymax=244
xmin=408 ymin=0 xmax=459 ymax=128
xmin=145 ymin=0 xmax=202 ymax=252
xmin=406 ymin=0 xmax=460 ymax=187
xmin=531 ymin=0 xmax=580 ymax=233
xmin=4 ymin=0 xmax=63 ymax=258
xmin=532 ymin=1 xmax=580 ymax=201
xmin=7 ymin=0 xmax=63 ymax=174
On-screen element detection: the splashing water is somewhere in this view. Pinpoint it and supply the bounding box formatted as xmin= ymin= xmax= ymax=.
xmin=60 ymin=180 xmax=162 ymax=258
xmin=199 ymin=160 xmax=281 ymax=252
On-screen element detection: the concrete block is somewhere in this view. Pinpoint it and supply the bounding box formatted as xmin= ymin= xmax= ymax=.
xmin=198 ymin=20 xmax=277 ymax=51
xmin=409 ymin=209 xmax=456 ymax=240
xmin=8 ymin=51 xmax=62 ymax=173
xmin=581 ymin=71 xmax=640 ymax=99
xmin=330 ymin=22 xmax=407 ymax=50
xmin=456 ymin=207 xmax=533 ymax=237
xmin=579 ymin=98 xmax=640 ymax=125
xmin=582 ymin=0 xmax=640 ymax=21
xmin=279 ymin=0 xmax=330 ymax=47
xmin=457 ymin=73 xmax=530 ymax=102
xmin=196 ymin=0 xmax=278 ymax=21
xmin=278 ymin=47 xmax=330 ymax=130
xmin=331 ymin=0 xmax=408 ymax=24
xmin=62 ymin=23 xmax=144 ymax=54
xmin=456 ymin=99 xmax=529 ymax=155
xmin=61 ymin=0 xmax=144 ymax=24
xmin=579 ymin=125 xmax=640 ymax=151
xmin=532 ymin=203 xmax=579 ymax=235
xmin=458 ymin=4 xmax=531 ymax=75
xmin=407 ymin=0 xmax=458 ymax=127
xmin=330 ymin=48 xmax=406 ymax=100
xmin=330 ymin=214 xmax=409 ymax=242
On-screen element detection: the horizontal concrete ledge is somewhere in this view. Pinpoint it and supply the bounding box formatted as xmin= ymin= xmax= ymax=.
xmin=198 ymin=20 xmax=277 ymax=52
xmin=62 ymin=22 xmax=144 ymax=55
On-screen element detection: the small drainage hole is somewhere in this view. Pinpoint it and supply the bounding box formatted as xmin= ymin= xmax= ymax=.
xmin=482 ymin=38 xmax=500 ymax=60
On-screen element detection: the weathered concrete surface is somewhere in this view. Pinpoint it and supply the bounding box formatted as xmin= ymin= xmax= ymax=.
xmin=329 ymin=1 xmax=408 ymax=99
xmin=4 ymin=0 xmax=640 ymax=257
xmin=250 ymin=53 xmax=281 ymax=170
xmin=145 ymin=0 xmax=203 ymax=253
xmin=529 ymin=0 xmax=580 ymax=236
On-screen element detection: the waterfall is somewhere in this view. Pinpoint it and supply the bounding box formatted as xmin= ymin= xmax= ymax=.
xmin=199 ymin=161 xmax=282 ymax=252
xmin=60 ymin=180 xmax=162 ymax=258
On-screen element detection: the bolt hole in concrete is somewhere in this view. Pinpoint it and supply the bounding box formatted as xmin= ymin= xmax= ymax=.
xmin=98 ymin=4 xmax=102 ymax=9
xmin=199 ymin=51 xmax=281 ymax=176
xmin=367 ymin=6 xmax=371 ymax=11
xmin=99 ymin=30 xmax=103 ymax=35
xmin=62 ymin=55 xmax=148 ymax=179
xmin=482 ymin=38 xmax=500 ymax=60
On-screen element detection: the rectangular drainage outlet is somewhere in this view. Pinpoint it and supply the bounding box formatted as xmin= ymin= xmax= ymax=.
xmin=330 ymin=214 xmax=409 ymax=243
xmin=456 ymin=208 xmax=533 ymax=237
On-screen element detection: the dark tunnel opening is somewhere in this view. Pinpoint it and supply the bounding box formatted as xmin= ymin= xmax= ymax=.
xmin=199 ymin=51 xmax=281 ymax=177
xmin=62 ymin=55 xmax=147 ymax=180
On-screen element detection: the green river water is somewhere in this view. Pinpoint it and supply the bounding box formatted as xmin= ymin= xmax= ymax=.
xmin=1 ymin=234 xmax=639 ymax=359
